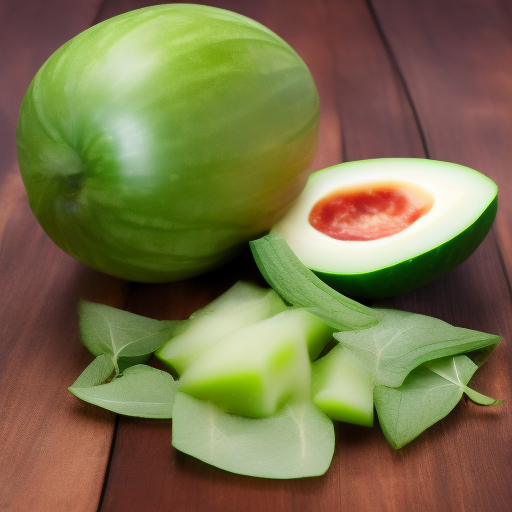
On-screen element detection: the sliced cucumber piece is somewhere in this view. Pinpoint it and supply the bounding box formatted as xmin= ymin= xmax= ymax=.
xmin=155 ymin=281 xmax=287 ymax=375
xmin=178 ymin=309 xmax=324 ymax=418
xmin=312 ymin=345 xmax=374 ymax=427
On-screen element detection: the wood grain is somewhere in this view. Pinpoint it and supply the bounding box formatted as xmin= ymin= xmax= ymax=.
xmin=1 ymin=0 xmax=511 ymax=511
xmin=0 ymin=2 xmax=125 ymax=511
xmin=372 ymin=0 xmax=512 ymax=286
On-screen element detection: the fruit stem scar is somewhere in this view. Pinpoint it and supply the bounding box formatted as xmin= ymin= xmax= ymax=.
xmin=61 ymin=172 xmax=86 ymax=198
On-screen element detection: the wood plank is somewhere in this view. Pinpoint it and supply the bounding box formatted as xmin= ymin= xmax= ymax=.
xmin=0 ymin=2 xmax=126 ymax=511
xmin=314 ymin=2 xmax=512 ymax=511
xmin=371 ymin=0 xmax=512 ymax=287
xmin=0 ymin=0 xmax=99 ymax=180
xmin=367 ymin=0 xmax=512 ymax=510
xmin=2 ymin=0 xmax=509 ymax=511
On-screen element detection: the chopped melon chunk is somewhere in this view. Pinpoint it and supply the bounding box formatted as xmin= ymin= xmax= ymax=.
xmin=312 ymin=345 xmax=374 ymax=426
xmin=179 ymin=309 xmax=327 ymax=418
xmin=155 ymin=281 xmax=287 ymax=375
xmin=296 ymin=310 xmax=335 ymax=360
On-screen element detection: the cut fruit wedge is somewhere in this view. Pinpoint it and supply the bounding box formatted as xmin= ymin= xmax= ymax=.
xmin=271 ymin=159 xmax=498 ymax=298
xmin=155 ymin=281 xmax=287 ymax=375
xmin=179 ymin=309 xmax=332 ymax=418
xmin=312 ymin=345 xmax=374 ymax=427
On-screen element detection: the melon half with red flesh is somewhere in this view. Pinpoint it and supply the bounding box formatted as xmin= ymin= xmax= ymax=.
xmin=271 ymin=159 xmax=498 ymax=299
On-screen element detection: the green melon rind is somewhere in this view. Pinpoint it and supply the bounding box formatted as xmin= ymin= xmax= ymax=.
xmin=312 ymin=194 xmax=497 ymax=299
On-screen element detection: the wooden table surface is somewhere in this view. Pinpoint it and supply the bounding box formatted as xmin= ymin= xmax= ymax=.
xmin=2 ymin=0 xmax=512 ymax=511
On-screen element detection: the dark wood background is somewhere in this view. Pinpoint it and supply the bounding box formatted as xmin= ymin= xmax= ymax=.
xmin=1 ymin=0 xmax=511 ymax=511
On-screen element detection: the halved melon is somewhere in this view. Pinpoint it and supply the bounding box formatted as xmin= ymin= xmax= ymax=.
xmin=271 ymin=159 xmax=497 ymax=299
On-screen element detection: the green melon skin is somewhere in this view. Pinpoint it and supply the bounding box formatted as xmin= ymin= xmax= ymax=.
xmin=17 ymin=5 xmax=319 ymax=282
xmin=312 ymin=345 xmax=374 ymax=427
xmin=314 ymin=195 xmax=497 ymax=299
xmin=178 ymin=308 xmax=329 ymax=418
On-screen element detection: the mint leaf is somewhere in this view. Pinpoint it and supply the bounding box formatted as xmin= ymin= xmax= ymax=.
xmin=334 ymin=308 xmax=501 ymax=387
xmin=172 ymin=392 xmax=335 ymax=479
xmin=78 ymin=300 xmax=184 ymax=373
xmin=375 ymin=355 xmax=501 ymax=449
xmin=249 ymin=235 xmax=380 ymax=331
xmin=69 ymin=364 xmax=178 ymax=418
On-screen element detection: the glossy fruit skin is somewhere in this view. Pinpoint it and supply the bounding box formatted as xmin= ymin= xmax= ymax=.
xmin=16 ymin=4 xmax=319 ymax=282
xmin=314 ymin=195 xmax=497 ymax=299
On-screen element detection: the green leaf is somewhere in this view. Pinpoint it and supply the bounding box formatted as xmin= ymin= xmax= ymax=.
xmin=249 ymin=234 xmax=380 ymax=331
xmin=462 ymin=387 xmax=503 ymax=406
xmin=117 ymin=354 xmax=152 ymax=373
xmin=374 ymin=355 xmax=501 ymax=449
xmin=334 ymin=308 xmax=501 ymax=387
xmin=425 ymin=358 xmax=503 ymax=406
xmin=78 ymin=300 xmax=184 ymax=373
xmin=172 ymin=392 xmax=335 ymax=479
xmin=70 ymin=354 xmax=115 ymax=388
xmin=69 ymin=364 xmax=178 ymax=418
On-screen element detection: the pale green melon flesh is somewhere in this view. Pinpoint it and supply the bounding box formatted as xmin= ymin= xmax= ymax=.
xmin=293 ymin=309 xmax=335 ymax=360
xmin=155 ymin=281 xmax=287 ymax=375
xmin=271 ymin=159 xmax=498 ymax=298
xmin=312 ymin=345 xmax=374 ymax=427
xmin=178 ymin=309 xmax=323 ymax=418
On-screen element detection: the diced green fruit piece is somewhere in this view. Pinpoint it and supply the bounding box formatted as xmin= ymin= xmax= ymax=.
xmin=179 ymin=309 xmax=317 ymax=418
xmin=155 ymin=281 xmax=287 ymax=375
xmin=294 ymin=308 xmax=335 ymax=360
xmin=312 ymin=345 xmax=374 ymax=426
